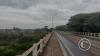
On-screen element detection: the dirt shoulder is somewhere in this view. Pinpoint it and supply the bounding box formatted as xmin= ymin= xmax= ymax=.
xmin=42 ymin=32 xmax=64 ymax=56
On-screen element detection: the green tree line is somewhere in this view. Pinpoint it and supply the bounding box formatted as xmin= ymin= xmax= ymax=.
xmin=55 ymin=12 xmax=100 ymax=33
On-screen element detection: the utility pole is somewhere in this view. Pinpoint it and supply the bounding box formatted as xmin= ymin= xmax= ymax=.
xmin=52 ymin=16 xmax=54 ymax=29
xmin=51 ymin=13 xmax=57 ymax=31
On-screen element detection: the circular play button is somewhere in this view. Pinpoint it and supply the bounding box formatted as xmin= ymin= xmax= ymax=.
xmin=78 ymin=38 xmax=91 ymax=51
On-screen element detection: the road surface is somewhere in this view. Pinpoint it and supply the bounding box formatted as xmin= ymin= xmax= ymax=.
xmin=57 ymin=31 xmax=100 ymax=56
xmin=42 ymin=32 xmax=63 ymax=56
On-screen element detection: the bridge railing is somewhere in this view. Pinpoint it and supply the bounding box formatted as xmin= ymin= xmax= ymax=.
xmin=16 ymin=33 xmax=51 ymax=56
xmin=74 ymin=32 xmax=100 ymax=39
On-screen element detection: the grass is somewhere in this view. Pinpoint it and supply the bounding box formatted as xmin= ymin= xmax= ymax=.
xmin=0 ymin=31 xmax=47 ymax=56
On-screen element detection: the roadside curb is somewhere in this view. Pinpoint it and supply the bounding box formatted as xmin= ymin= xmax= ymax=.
xmin=55 ymin=32 xmax=68 ymax=56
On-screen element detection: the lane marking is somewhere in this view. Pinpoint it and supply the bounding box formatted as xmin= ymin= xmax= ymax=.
xmin=56 ymin=32 xmax=74 ymax=56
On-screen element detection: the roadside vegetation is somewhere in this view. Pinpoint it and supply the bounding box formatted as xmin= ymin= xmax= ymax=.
xmin=0 ymin=31 xmax=47 ymax=56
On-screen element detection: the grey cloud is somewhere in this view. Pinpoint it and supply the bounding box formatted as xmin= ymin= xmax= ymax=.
xmin=0 ymin=0 xmax=100 ymax=29
xmin=0 ymin=0 xmax=33 ymax=9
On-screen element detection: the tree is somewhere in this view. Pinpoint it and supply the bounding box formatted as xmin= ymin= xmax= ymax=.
xmin=67 ymin=12 xmax=100 ymax=32
xmin=13 ymin=27 xmax=21 ymax=31
xmin=55 ymin=25 xmax=67 ymax=31
xmin=34 ymin=26 xmax=49 ymax=32
xmin=43 ymin=26 xmax=48 ymax=32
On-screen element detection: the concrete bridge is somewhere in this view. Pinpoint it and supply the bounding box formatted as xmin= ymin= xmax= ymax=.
xmin=16 ymin=31 xmax=100 ymax=56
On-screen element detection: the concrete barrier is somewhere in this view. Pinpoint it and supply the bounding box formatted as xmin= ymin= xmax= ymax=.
xmin=76 ymin=32 xmax=100 ymax=39
xmin=16 ymin=33 xmax=51 ymax=56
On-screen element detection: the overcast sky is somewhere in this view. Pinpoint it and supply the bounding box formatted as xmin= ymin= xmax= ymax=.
xmin=0 ymin=0 xmax=100 ymax=29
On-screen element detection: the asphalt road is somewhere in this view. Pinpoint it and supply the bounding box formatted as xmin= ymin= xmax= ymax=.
xmin=57 ymin=31 xmax=100 ymax=56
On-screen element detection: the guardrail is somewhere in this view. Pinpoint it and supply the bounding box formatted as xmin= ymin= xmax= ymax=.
xmin=74 ymin=32 xmax=100 ymax=39
xmin=16 ymin=33 xmax=52 ymax=56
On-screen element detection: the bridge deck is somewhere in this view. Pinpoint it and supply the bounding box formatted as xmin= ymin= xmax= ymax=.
xmin=42 ymin=32 xmax=64 ymax=56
